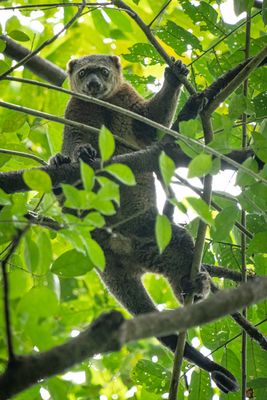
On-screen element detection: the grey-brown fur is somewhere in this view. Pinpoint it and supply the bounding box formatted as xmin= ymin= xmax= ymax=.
xmin=52 ymin=55 xmax=238 ymax=393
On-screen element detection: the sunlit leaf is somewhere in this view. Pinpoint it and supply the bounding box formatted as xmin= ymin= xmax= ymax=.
xmin=23 ymin=170 xmax=52 ymax=192
xmin=159 ymin=151 xmax=175 ymax=186
xmin=104 ymin=163 xmax=136 ymax=186
xmin=155 ymin=214 xmax=172 ymax=254
xmin=99 ymin=126 xmax=115 ymax=162
xmin=51 ymin=249 xmax=93 ymax=277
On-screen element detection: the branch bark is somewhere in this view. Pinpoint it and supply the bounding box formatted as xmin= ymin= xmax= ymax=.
xmin=0 ymin=142 xmax=257 ymax=194
xmin=1 ymin=277 xmax=267 ymax=399
xmin=0 ymin=35 xmax=66 ymax=85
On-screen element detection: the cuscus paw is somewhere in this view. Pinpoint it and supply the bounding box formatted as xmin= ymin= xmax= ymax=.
xmin=181 ymin=271 xmax=210 ymax=301
xmin=73 ymin=143 xmax=97 ymax=165
xmin=49 ymin=153 xmax=71 ymax=167
xmin=165 ymin=60 xmax=189 ymax=86
xmin=178 ymin=92 xmax=209 ymax=122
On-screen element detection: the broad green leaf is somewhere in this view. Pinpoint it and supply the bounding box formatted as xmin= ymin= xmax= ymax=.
xmin=179 ymin=119 xmax=199 ymax=138
xmin=80 ymin=160 xmax=95 ymax=191
xmin=8 ymin=30 xmax=30 ymax=42
xmin=181 ymin=0 xmax=220 ymax=32
xmin=252 ymin=132 xmax=267 ymax=163
xmin=188 ymin=153 xmax=212 ymax=178
xmin=92 ymin=197 xmax=116 ymax=215
xmin=0 ymin=189 xmax=11 ymax=205
xmin=24 ymin=235 xmax=39 ymax=272
xmin=9 ymin=267 xmax=33 ymax=300
xmin=186 ymin=197 xmax=213 ymax=225
xmin=62 ymin=185 xmax=92 ymax=209
xmin=104 ymin=163 xmax=136 ymax=186
xmin=248 ymin=231 xmax=267 ymax=254
xmin=253 ymin=92 xmax=267 ymax=118
xmin=2 ymin=111 xmax=26 ymax=132
xmin=236 ymin=157 xmax=258 ymax=187
xmin=131 ymin=359 xmax=171 ymax=394
xmin=229 ymin=94 xmax=254 ymax=119
xmin=0 ymin=39 xmax=6 ymax=52
xmin=99 ymin=126 xmax=115 ymax=162
xmin=23 ymin=170 xmax=52 ymax=192
xmin=157 ymin=21 xmax=202 ymax=55
xmin=0 ymin=60 xmax=9 ymax=74
xmin=263 ymin=0 xmax=267 ymax=25
xmin=213 ymin=206 xmax=239 ymax=241
xmin=83 ymin=211 xmax=105 ymax=228
xmin=123 ymin=43 xmax=164 ymax=65
xmin=17 ymin=286 xmax=58 ymax=320
xmin=97 ymin=182 xmax=120 ymax=205
xmin=155 ymin=214 xmax=172 ymax=254
xmin=159 ymin=151 xmax=175 ymax=186
xmin=84 ymin=237 xmax=106 ymax=270
xmin=190 ymin=370 xmax=213 ymax=400
xmin=51 ymin=249 xmax=93 ymax=277
xmin=233 ymin=0 xmax=253 ymax=15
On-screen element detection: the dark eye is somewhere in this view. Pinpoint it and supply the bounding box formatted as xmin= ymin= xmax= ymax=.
xmin=101 ymin=67 xmax=110 ymax=77
xmin=79 ymin=69 xmax=85 ymax=78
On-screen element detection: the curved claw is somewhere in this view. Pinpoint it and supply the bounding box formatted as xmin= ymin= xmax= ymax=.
xmin=73 ymin=143 xmax=97 ymax=165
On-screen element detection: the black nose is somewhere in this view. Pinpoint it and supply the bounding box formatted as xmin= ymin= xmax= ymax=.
xmin=87 ymin=80 xmax=101 ymax=91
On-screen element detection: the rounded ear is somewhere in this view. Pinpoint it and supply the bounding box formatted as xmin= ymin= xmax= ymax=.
xmin=110 ymin=55 xmax=121 ymax=70
xmin=67 ymin=59 xmax=77 ymax=74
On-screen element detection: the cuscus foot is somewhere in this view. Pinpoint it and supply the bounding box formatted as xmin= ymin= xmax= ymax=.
xmin=181 ymin=271 xmax=210 ymax=301
xmin=178 ymin=92 xmax=209 ymax=122
xmin=73 ymin=143 xmax=97 ymax=165
xmin=165 ymin=59 xmax=189 ymax=86
xmin=49 ymin=153 xmax=71 ymax=167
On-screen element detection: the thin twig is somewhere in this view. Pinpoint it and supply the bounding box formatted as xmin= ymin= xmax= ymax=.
xmin=148 ymin=0 xmax=172 ymax=27
xmin=1 ymin=228 xmax=29 ymax=362
xmin=0 ymin=148 xmax=47 ymax=165
xmin=241 ymin=11 xmax=251 ymax=399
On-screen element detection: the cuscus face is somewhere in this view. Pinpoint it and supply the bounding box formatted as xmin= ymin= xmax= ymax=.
xmin=67 ymin=54 xmax=122 ymax=99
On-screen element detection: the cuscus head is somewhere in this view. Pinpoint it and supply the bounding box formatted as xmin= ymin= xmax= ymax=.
xmin=67 ymin=54 xmax=122 ymax=99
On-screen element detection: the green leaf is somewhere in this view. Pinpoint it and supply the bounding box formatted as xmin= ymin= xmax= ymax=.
xmin=0 ymin=189 xmax=11 ymax=205
xmin=188 ymin=154 xmax=212 ymax=178
xmin=80 ymin=160 xmax=95 ymax=191
xmin=83 ymin=211 xmax=105 ymax=228
xmin=0 ymin=39 xmax=6 ymax=53
xmin=0 ymin=60 xmax=8 ymax=74
xmin=252 ymin=132 xmax=267 ymax=163
xmin=9 ymin=267 xmax=33 ymax=300
xmin=97 ymin=182 xmax=120 ymax=205
xmin=99 ymin=126 xmax=115 ymax=162
xmin=248 ymin=231 xmax=267 ymax=254
xmin=236 ymin=157 xmax=258 ymax=187
xmin=263 ymin=0 xmax=267 ymax=25
xmin=24 ymin=234 xmax=39 ymax=272
xmin=104 ymin=163 xmax=136 ymax=186
xmin=123 ymin=43 xmax=164 ymax=65
xmin=131 ymin=359 xmax=171 ymax=394
xmin=233 ymin=0 xmax=253 ymax=15
xmin=229 ymin=94 xmax=254 ymax=119
xmin=23 ymin=170 xmax=52 ymax=192
xmin=84 ymin=237 xmax=106 ymax=270
xmin=92 ymin=197 xmax=116 ymax=215
xmin=2 ymin=111 xmax=26 ymax=132
xmin=8 ymin=30 xmax=30 ymax=42
xmin=213 ymin=206 xmax=239 ymax=241
xmin=51 ymin=249 xmax=93 ymax=277
xmin=155 ymin=214 xmax=172 ymax=254
xmin=17 ymin=287 xmax=58 ymax=319
xmin=157 ymin=21 xmax=202 ymax=56
xmin=62 ymin=185 xmax=91 ymax=209
xmin=159 ymin=151 xmax=175 ymax=186
xmin=186 ymin=197 xmax=213 ymax=225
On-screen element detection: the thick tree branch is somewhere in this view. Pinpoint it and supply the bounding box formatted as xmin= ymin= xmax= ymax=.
xmin=0 ymin=143 xmax=258 ymax=194
xmin=1 ymin=278 xmax=267 ymax=399
xmin=0 ymin=35 xmax=66 ymax=85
